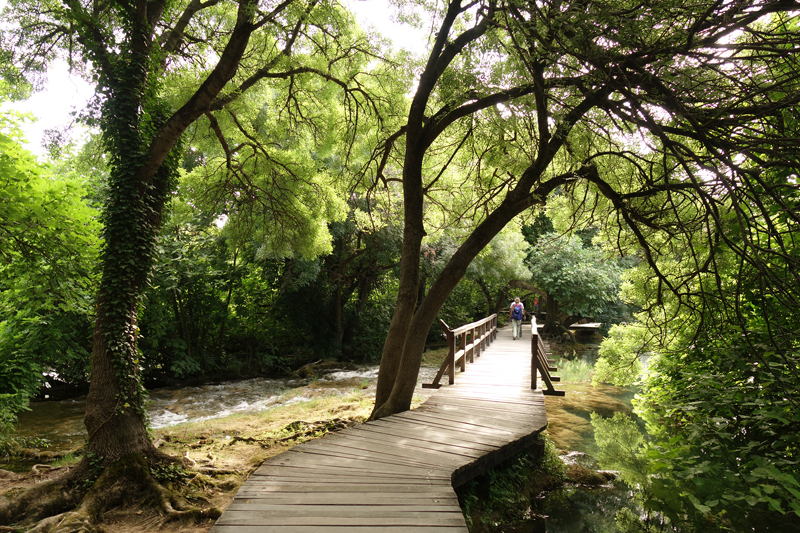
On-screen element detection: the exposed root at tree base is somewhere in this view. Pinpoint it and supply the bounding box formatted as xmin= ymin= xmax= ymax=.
xmin=0 ymin=454 xmax=221 ymax=533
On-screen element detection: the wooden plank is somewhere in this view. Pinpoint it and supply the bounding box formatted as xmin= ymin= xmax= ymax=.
xmin=412 ymin=405 xmax=540 ymax=432
xmin=210 ymin=324 xmax=547 ymax=533
xmin=293 ymin=439 xmax=466 ymax=469
xmin=340 ymin=424 xmax=499 ymax=454
xmin=270 ymin=451 xmax=444 ymax=477
xmin=211 ymin=525 xmax=469 ymax=533
xmin=236 ymin=483 xmax=452 ymax=494
xmin=228 ymin=494 xmax=459 ymax=505
xmin=218 ymin=513 xmax=466 ymax=524
xmin=319 ymin=430 xmax=484 ymax=461
xmin=378 ymin=420 xmax=513 ymax=448
xmin=248 ymin=474 xmax=452 ymax=485
xmin=420 ymin=397 xmax=545 ymax=421
xmin=217 ymin=512 xmax=467 ymax=526
xmin=388 ymin=411 xmax=520 ymax=438
xmin=438 ymin=388 xmax=544 ymax=402
xmin=224 ymin=503 xmax=461 ymax=512
xmin=427 ymin=396 xmax=544 ymax=414
xmin=252 ymin=464 xmax=451 ymax=482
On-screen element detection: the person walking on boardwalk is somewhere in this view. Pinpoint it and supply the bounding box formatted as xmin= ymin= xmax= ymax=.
xmin=510 ymin=297 xmax=526 ymax=340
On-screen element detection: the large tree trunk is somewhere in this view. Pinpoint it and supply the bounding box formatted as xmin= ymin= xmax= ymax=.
xmin=371 ymin=191 xmax=539 ymax=418
xmin=372 ymin=164 xmax=425 ymax=409
xmin=79 ymin=0 xmax=259 ymax=464
xmin=372 ymin=0 xmax=491 ymax=411
xmin=542 ymin=295 xmax=560 ymax=336
xmin=83 ymin=156 xmax=176 ymax=464
xmin=84 ymin=301 xmax=154 ymax=463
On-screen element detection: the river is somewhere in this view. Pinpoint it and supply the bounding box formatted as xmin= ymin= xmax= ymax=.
xmin=7 ymin=343 xmax=641 ymax=532
xmin=8 ymin=365 xmax=440 ymax=453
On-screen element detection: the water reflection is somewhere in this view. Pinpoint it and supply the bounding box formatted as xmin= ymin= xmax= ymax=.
xmin=545 ymin=382 xmax=637 ymax=455
xmin=534 ymin=342 xmax=648 ymax=533
xmin=531 ymin=480 xmax=640 ymax=533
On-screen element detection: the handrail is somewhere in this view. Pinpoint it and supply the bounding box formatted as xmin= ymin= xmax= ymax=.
xmin=423 ymin=314 xmax=498 ymax=389
xmin=530 ymin=318 xmax=565 ymax=396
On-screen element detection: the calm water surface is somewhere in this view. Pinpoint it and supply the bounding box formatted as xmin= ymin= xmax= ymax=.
xmin=533 ymin=342 xmax=646 ymax=533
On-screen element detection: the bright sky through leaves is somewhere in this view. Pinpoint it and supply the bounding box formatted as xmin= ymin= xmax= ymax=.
xmin=1 ymin=0 xmax=425 ymax=156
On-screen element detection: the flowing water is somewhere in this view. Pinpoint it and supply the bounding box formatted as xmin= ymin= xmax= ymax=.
xmin=9 ymin=366 xmax=439 ymax=454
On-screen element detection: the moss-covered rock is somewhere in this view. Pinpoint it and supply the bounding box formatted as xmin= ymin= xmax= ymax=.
xmin=565 ymin=464 xmax=616 ymax=486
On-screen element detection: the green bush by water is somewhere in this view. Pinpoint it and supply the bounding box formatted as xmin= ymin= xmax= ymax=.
xmin=553 ymin=356 xmax=594 ymax=382
xmin=456 ymin=434 xmax=566 ymax=531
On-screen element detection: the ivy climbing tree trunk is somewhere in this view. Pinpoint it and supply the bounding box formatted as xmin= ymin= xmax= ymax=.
xmin=78 ymin=0 xmax=258 ymax=470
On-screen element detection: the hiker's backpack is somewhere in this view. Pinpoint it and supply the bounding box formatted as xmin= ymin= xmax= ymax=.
xmin=512 ymin=304 xmax=523 ymax=320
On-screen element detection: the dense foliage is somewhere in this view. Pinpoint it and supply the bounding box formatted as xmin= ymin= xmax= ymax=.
xmin=592 ymin=77 xmax=800 ymax=531
xmin=526 ymin=231 xmax=628 ymax=338
xmin=0 ymin=93 xmax=99 ymax=437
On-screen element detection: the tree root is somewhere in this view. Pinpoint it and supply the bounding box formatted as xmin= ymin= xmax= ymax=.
xmin=0 ymin=464 xmax=85 ymax=526
xmin=0 ymin=453 xmax=222 ymax=532
xmin=192 ymin=467 xmax=239 ymax=475
xmin=143 ymin=472 xmax=221 ymax=525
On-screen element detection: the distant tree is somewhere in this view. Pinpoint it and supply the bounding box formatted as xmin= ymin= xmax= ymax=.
xmin=429 ymin=228 xmax=531 ymax=321
xmin=527 ymin=233 xmax=622 ymax=341
xmin=0 ymin=94 xmax=100 ymax=439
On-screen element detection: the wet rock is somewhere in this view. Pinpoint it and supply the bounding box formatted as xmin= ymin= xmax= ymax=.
xmin=565 ymin=464 xmax=616 ymax=486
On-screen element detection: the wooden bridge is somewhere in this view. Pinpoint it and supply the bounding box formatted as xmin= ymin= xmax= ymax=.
xmin=211 ymin=316 xmax=561 ymax=532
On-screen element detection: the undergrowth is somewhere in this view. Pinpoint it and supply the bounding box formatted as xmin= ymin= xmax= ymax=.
xmin=456 ymin=433 xmax=566 ymax=532
xmin=553 ymin=357 xmax=594 ymax=382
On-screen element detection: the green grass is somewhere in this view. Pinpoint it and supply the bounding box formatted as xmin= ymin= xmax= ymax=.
xmin=421 ymin=347 xmax=449 ymax=367
xmin=553 ymin=357 xmax=594 ymax=382
xmin=51 ymin=452 xmax=81 ymax=468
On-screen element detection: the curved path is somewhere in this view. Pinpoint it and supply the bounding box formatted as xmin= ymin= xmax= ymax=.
xmin=211 ymin=328 xmax=549 ymax=532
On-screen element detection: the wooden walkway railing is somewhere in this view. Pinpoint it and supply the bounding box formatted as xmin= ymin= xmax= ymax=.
xmin=423 ymin=314 xmax=498 ymax=389
xmin=530 ymin=318 xmax=565 ymax=396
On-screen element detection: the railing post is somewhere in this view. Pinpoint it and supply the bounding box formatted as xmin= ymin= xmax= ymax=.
xmin=423 ymin=313 xmax=500 ymax=388
xmin=437 ymin=319 xmax=455 ymax=385
xmin=531 ymin=318 xmax=539 ymax=390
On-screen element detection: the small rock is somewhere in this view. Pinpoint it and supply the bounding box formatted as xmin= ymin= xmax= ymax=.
xmin=0 ymin=469 xmax=19 ymax=480
xmin=565 ymin=464 xmax=616 ymax=485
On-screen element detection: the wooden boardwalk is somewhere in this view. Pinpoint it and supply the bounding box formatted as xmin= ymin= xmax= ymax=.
xmin=211 ymin=327 xmax=549 ymax=532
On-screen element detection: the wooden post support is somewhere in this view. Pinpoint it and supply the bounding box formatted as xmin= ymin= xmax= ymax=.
xmin=530 ymin=318 xmax=565 ymax=396
xmin=531 ymin=319 xmax=539 ymax=390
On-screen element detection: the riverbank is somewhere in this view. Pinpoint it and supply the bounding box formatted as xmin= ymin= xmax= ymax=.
xmin=1 ymin=351 xmax=451 ymax=532
xmin=1 ymin=383 xmax=379 ymax=532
